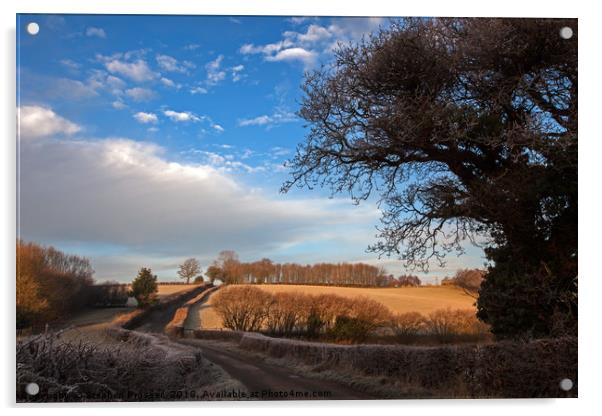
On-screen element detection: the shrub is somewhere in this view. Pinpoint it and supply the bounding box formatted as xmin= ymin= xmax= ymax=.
xmin=390 ymin=311 xmax=427 ymax=341
xmin=426 ymin=308 xmax=489 ymax=342
xmin=213 ymin=287 xmax=391 ymax=342
xmin=265 ymin=292 xmax=305 ymax=335
xmin=329 ymin=316 xmax=368 ymax=342
xmin=212 ymin=286 xmax=272 ymax=331
xmin=327 ymin=296 xmax=391 ymax=342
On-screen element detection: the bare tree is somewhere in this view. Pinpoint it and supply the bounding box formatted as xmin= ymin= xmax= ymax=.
xmin=177 ymin=258 xmax=202 ymax=284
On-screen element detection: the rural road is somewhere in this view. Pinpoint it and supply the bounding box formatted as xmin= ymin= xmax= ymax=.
xmin=132 ymin=292 xmax=370 ymax=400
xmin=178 ymin=338 xmax=371 ymax=400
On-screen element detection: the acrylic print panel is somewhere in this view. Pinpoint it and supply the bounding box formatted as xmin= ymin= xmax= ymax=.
xmin=16 ymin=14 xmax=577 ymax=402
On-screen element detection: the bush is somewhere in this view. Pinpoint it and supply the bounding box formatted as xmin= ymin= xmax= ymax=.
xmin=212 ymin=286 xmax=272 ymax=331
xmin=213 ymin=287 xmax=391 ymax=342
xmin=131 ymin=268 xmax=158 ymax=307
xmin=265 ymin=292 xmax=305 ymax=335
xmin=426 ymin=308 xmax=489 ymax=342
xmin=327 ymin=296 xmax=391 ymax=342
xmin=212 ymin=286 xmax=490 ymax=344
xmin=390 ymin=311 xmax=427 ymax=341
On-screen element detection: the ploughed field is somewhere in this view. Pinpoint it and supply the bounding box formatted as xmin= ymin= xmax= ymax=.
xmin=194 ymin=284 xmax=476 ymax=330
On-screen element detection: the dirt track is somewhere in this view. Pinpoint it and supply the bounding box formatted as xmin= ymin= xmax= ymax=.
xmin=132 ymin=294 xmax=370 ymax=400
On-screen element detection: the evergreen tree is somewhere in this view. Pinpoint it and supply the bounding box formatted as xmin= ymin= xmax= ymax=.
xmin=131 ymin=267 xmax=158 ymax=307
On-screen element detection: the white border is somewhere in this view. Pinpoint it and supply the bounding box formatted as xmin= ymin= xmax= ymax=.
xmin=2 ymin=1 xmax=600 ymax=415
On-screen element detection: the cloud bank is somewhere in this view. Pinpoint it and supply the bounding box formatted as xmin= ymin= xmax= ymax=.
xmin=18 ymin=106 xmax=383 ymax=281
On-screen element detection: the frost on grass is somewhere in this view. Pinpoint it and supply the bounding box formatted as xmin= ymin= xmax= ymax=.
xmin=17 ymin=330 xmax=245 ymax=402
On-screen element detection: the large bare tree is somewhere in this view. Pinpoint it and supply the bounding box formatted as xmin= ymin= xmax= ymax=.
xmin=282 ymin=18 xmax=577 ymax=338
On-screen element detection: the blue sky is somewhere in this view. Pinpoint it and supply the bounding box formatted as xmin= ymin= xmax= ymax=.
xmin=17 ymin=14 xmax=486 ymax=283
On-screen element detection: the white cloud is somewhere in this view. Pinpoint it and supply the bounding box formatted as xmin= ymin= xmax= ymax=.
xmin=160 ymin=77 xmax=180 ymax=89
xmin=125 ymin=87 xmax=156 ymax=102
xmin=240 ymin=18 xmax=385 ymax=68
xmin=238 ymin=110 xmax=297 ymax=128
xmin=265 ymin=48 xmax=317 ymax=65
xmin=285 ymin=24 xmax=332 ymax=43
xmin=18 ymin=106 xmax=81 ymax=139
xmin=82 ymin=70 xmax=126 ymax=98
xmin=240 ymin=39 xmax=315 ymax=67
xmin=156 ymin=54 xmax=194 ymax=73
xmin=239 ymin=115 xmax=271 ymax=126
xmin=190 ymin=86 xmax=208 ymax=95
xmin=86 ymin=27 xmax=107 ymax=38
xmin=112 ymin=100 xmax=127 ymax=110
xmin=163 ymin=110 xmax=201 ymax=122
xmin=240 ymin=40 xmax=294 ymax=56
xmin=212 ymin=124 xmax=225 ymax=133
xmin=205 ymin=55 xmax=226 ymax=86
xmin=133 ymin=112 xmax=158 ymax=124
xmin=103 ymin=58 xmax=156 ymax=82
xmin=230 ymin=64 xmax=245 ymax=82
xmin=184 ymin=43 xmax=201 ymax=51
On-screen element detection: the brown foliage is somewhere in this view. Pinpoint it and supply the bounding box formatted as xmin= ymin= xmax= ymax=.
xmin=212 ymin=286 xmax=272 ymax=331
xmin=208 ymin=250 xmax=389 ymax=286
xmin=213 ymin=286 xmax=391 ymax=342
xmin=17 ymin=240 xmax=94 ymax=328
xmin=265 ymin=292 xmax=307 ymax=335
xmin=390 ymin=312 xmax=427 ymax=339
xmin=425 ymin=308 xmax=490 ymax=342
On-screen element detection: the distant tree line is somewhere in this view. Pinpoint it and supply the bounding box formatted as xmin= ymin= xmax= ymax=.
xmin=204 ymin=250 xmax=410 ymax=287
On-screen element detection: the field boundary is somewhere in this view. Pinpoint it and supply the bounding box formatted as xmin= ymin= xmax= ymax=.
xmin=189 ymin=329 xmax=577 ymax=398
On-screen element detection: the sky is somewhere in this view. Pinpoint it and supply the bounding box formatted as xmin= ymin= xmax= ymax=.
xmin=16 ymin=14 xmax=486 ymax=283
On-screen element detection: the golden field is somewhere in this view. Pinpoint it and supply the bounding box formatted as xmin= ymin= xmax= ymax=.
xmin=156 ymin=284 xmax=200 ymax=297
xmin=192 ymin=284 xmax=476 ymax=330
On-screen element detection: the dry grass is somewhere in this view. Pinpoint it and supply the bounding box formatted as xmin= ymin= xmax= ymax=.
xmin=198 ymin=284 xmax=476 ymax=330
